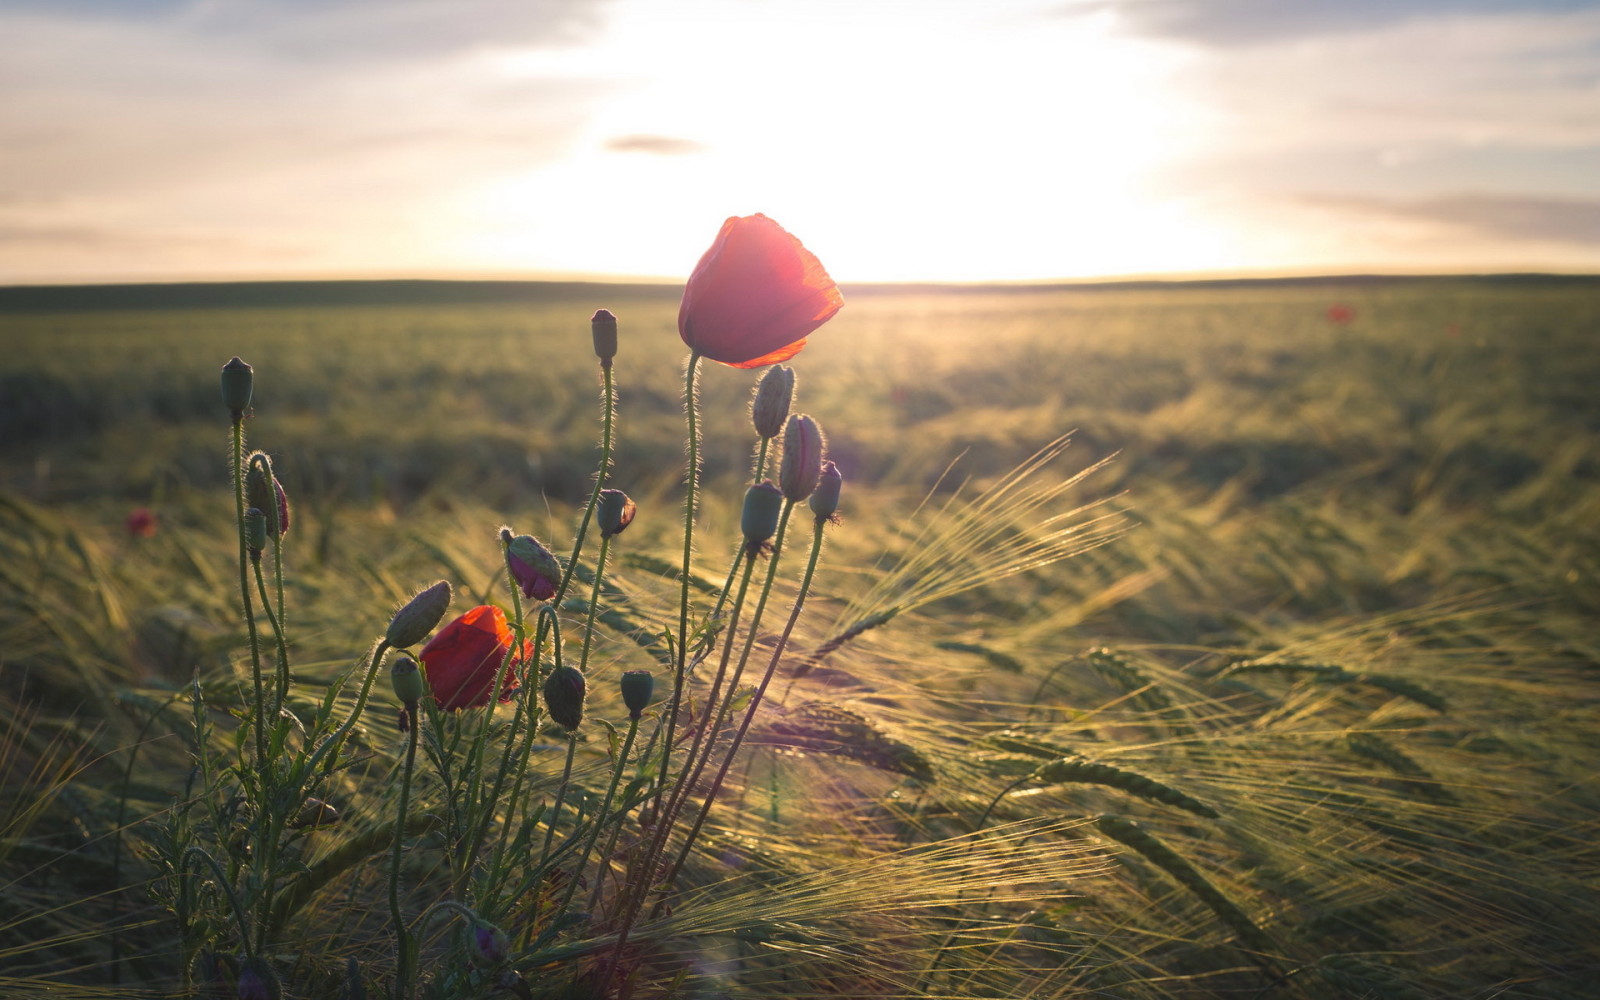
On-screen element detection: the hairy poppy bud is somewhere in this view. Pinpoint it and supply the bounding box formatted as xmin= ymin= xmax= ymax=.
xmin=244 ymin=507 xmax=268 ymax=553
xmin=469 ymin=921 xmax=510 ymax=967
xmin=390 ymin=655 xmax=425 ymax=704
xmin=221 ymin=356 xmax=253 ymax=415
xmin=780 ymin=414 xmax=824 ymax=503
xmin=385 ymin=580 xmax=453 ymax=649
xmin=507 ymin=534 xmax=560 ymax=602
xmin=291 ymin=797 xmax=340 ymax=829
xmin=598 ymin=489 xmax=636 ymax=539
xmin=591 ymin=308 xmax=618 ymax=368
xmin=620 ymin=670 xmax=654 ymax=720
xmin=542 ymin=664 xmax=586 ymax=730
xmin=751 ymin=365 xmax=795 ymax=440
xmin=235 ymin=958 xmax=280 ymax=1000
xmin=245 ymin=456 xmax=290 ymax=537
xmin=742 ymin=481 xmax=783 ymax=549
xmin=810 ymin=460 xmax=843 ymax=521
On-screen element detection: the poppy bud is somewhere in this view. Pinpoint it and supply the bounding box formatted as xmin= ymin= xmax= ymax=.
xmin=390 ymin=655 xmax=425 ymax=704
xmin=742 ymin=481 xmax=783 ymax=549
xmin=244 ymin=507 xmax=268 ymax=553
xmin=385 ymin=580 xmax=453 ymax=649
xmin=221 ymin=356 xmax=253 ymax=415
xmin=542 ymin=664 xmax=586 ymax=730
xmin=291 ymin=797 xmax=341 ymax=829
xmin=245 ymin=458 xmax=290 ymax=538
xmin=469 ymin=921 xmax=510 ymax=967
xmin=235 ymin=959 xmax=280 ymax=1000
xmin=751 ymin=365 xmax=795 ymax=440
xmin=597 ymin=489 xmax=636 ymax=539
xmin=779 ymin=414 xmax=825 ymax=503
xmin=619 ymin=670 xmax=654 ymax=720
xmin=507 ymin=534 xmax=561 ymax=602
xmin=591 ymin=309 xmax=618 ymax=368
xmin=810 ymin=460 xmax=843 ymax=521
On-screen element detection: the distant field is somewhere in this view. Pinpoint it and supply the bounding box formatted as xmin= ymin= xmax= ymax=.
xmin=2 ymin=276 xmax=1597 ymax=997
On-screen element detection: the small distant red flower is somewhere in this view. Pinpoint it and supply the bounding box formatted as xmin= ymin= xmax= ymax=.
xmin=678 ymin=214 xmax=844 ymax=369
xmin=418 ymin=605 xmax=530 ymax=711
xmin=1325 ymin=303 xmax=1356 ymax=325
xmin=126 ymin=508 xmax=158 ymax=537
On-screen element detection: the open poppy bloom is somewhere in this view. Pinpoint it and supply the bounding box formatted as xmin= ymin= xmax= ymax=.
xmin=418 ymin=605 xmax=530 ymax=711
xmin=678 ymin=214 xmax=844 ymax=368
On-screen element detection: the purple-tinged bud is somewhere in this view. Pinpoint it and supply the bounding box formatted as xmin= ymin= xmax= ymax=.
xmin=542 ymin=664 xmax=586 ymax=730
xmin=390 ymin=655 xmax=425 ymax=704
xmin=244 ymin=507 xmax=268 ymax=553
xmin=244 ymin=456 xmax=290 ymax=537
xmin=221 ymin=356 xmax=253 ymax=416
xmin=751 ymin=365 xmax=795 ymax=440
xmin=742 ymin=481 xmax=783 ymax=549
xmin=385 ymin=580 xmax=453 ymax=649
xmin=290 ymin=797 xmax=341 ymax=829
xmin=598 ymin=489 xmax=636 ymax=539
xmin=591 ymin=309 xmax=618 ymax=368
xmin=779 ymin=414 xmax=825 ymax=503
xmin=620 ymin=670 xmax=654 ymax=720
xmin=470 ymin=921 xmax=510 ymax=967
xmin=235 ymin=959 xmax=280 ymax=1000
xmin=810 ymin=460 xmax=842 ymax=521
xmin=506 ymin=534 xmax=560 ymax=602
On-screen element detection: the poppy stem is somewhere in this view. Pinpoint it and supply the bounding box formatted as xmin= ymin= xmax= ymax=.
xmin=389 ymin=697 xmax=422 ymax=1000
xmin=657 ymin=353 xmax=701 ymax=795
xmin=662 ymin=510 xmax=826 ymax=895
xmin=559 ymin=714 xmax=637 ymax=920
xmin=553 ymin=356 xmax=616 ymax=608
xmin=576 ymin=535 xmax=611 ymax=675
xmin=230 ymin=415 xmax=266 ymax=765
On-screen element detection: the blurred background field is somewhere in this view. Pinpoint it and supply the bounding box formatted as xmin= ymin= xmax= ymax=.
xmin=2 ymin=276 xmax=1598 ymax=997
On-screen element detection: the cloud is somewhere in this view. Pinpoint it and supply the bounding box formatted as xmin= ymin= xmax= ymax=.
xmin=1066 ymin=0 xmax=1600 ymax=46
xmin=1302 ymin=192 xmax=1600 ymax=246
xmin=602 ymin=134 xmax=706 ymax=156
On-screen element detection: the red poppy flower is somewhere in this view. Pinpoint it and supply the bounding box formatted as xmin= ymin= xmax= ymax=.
xmin=126 ymin=508 xmax=158 ymax=537
xmin=418 ymin=605 xmax=530 ymax=711
xmin=1325 ymin=303 xmax=1356 ymax=325
xmin=678 ymin=214 xmax=844 ymax=368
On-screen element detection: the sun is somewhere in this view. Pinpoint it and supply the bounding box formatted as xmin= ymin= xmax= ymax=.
xmin=457 ymin=1 xmax=1224 ymax=282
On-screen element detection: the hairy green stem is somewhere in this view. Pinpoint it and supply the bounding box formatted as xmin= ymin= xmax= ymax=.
xmin=231 ymin=417 xmax=266 ymax=765
xmin=389 ymin=699 xmax=422 ymax=1000
xmin=662 ymin=512 xmax=823 ymax=892
xmin=658 ymin=353 xmax=702 ymax=794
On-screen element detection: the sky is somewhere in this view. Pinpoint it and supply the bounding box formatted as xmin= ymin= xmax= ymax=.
xmin=2 ymin=0 xmax=1598 ymax=284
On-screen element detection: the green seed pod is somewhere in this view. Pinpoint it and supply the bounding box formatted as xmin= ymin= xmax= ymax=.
xmin=390 ymin=655 xmax=425 ymax=704
xmin=742 ymin=481 xmax=784 ymax=548
xmin=779 ymin=414 xmax=825 ymax=502
xmin=542 ymin=664 xmax=586 ymax=730
xmin=220 ymin=356 xmax=254 ymax=415
xmin=244 ymin=507 xmax=268 ymax=553
xmin=751 ymin=364 xmax=795 ymax=440
xmin=619 ymin=670 xmax=654 ymax=720
xmin=598 ymin=489 xmax=636 ymax=538
xmin=385 ymin=580 xmax=452 ymax=649
xmin=591 ymin=308 xmax=618 ymax=368
xmin=810 ymin=460 xmax=842 ymax=521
